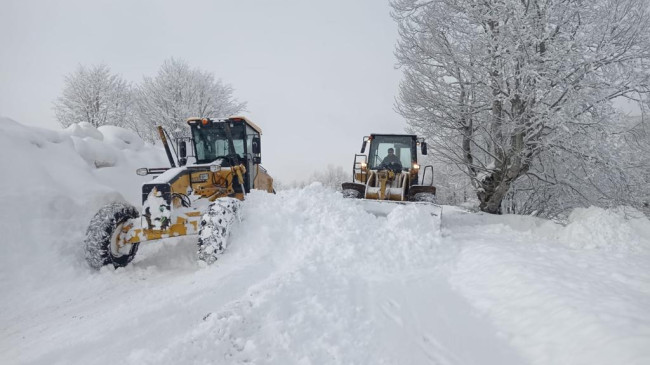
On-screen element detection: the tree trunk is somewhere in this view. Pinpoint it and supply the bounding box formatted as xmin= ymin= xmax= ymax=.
xmin=477 ymin=175 xmax=510 ymax=214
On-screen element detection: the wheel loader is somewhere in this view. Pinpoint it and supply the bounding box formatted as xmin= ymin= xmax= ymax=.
xmin=84 ymin=116 xmax=274 ymax=269
xmin=341 ymin=134 xmax=441 ymax=223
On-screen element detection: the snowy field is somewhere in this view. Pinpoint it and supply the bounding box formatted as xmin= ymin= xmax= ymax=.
xmin=1 ymin=117 xmax=649 ymax=365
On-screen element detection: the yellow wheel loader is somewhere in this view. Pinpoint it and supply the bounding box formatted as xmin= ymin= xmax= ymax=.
xmin=84 ymin=116 xmax=274 ymax=269
xmin=341 ymin=134 xmax=441 ymax=224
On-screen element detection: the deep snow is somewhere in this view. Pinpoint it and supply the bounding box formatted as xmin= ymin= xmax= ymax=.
xmin=1 ymin=117 xmax=649 ymax=365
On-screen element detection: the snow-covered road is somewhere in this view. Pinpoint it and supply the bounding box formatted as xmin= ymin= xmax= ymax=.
xmin=2 ymin=186 xmax=522 ymax=364
xmin=2 ymin=118 xmax=649 ymax=364
xmin=4 ymin=186 xmax=650 ymax=364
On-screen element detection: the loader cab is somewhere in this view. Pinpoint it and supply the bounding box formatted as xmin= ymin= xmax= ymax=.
xmin=186 ymin=117 xmax=264 ymax=192
xmin=342 ymin=132 xmax=434 ymax=201
xmin=363 ymin=134 xmax=426 ymax=172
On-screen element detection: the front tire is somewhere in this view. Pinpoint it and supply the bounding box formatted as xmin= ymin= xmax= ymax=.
xmin=341 ymin=182 xmax=365 ymax=199
xmin=413 ymin=192 xmax=437 ymax=203
xmin=198 ymin=198 xmax=241 ymax=264
xmin=408 ymin=185 xmax=437 ymax=203
xmin=84 ymin=202 xmax=140 ymax=269
xmin=342 ymin=189 xmax=360 ymax=199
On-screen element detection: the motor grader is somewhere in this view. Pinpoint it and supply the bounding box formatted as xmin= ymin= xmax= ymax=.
xmin=341 ymin=134 xmax=441 ymax=221
xmin=84 ymin=116 xmax=274 ymax=269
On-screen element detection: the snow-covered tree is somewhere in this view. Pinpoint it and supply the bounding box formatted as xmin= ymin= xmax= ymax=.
xmin=503 ymin=114 xmax=650 ymax=218
xmin=392 ymin=0 xmax=650 ymax=214
xmin=54 ymin=64 xmax=132 ymax=128
xmin=135 ymin=58 xmax=246 ymax=141
xmin=272 ymin=179 xmax=309 ymax=191
xmin=310 ymin=165 xmax=349 ymax=191
xmin=425 ymin=157 xmax=476 ymax=207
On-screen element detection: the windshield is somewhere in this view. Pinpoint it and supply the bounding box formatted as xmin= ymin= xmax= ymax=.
xmin=191 ymin=123 xmax=245 ymax=164
xmin=368 ymin=135 xmax=415 ymax=170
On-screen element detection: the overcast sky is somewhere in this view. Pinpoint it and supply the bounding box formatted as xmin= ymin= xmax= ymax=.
xmin=0 ymin=0 xmax=406 ymax=183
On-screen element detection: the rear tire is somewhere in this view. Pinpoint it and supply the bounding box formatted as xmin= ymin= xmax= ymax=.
xmin=84 ymin=202 xmax=140 ymax=269
xmin=198 ymin=198 xmax=241 ymax=264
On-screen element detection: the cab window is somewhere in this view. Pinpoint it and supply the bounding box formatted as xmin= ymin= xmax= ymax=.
xmin=191 ymin=123 xmax=245 ymax=164
xmin=368 ymin=135 xmax=414 ymax=170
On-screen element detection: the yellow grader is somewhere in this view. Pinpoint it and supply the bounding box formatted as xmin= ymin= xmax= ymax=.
xmin=341 ymin=133 xmax=441 ymax=219
xmin=84 ymin=116 xmax=274 ymax=269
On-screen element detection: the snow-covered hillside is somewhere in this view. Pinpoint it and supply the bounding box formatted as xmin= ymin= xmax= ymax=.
xmin=1 ymin=118 xmax=649 ymax=365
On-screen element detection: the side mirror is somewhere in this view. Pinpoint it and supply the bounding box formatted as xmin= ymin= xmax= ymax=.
xmin=179 ymin=140 xmax=187 ymax=166
xmin=361 ymin=137 xmax=369 ymax=153
xmin=179 ymin=141 xmax=187 ymax=158
xmin=252 ymin=136 xmax=261 ymax=154
xmin=421 ymin=142 xmax=428 ymax=155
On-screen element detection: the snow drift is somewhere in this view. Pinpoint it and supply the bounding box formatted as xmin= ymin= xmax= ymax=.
xmin=0 ymin=117 xmax=166 ymax=308
xmin=1 ymin=118 xmax=649 ymax=365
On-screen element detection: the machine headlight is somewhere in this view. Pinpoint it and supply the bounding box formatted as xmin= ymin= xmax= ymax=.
xmin=412 ymin=163 xmax=420 ymax=171
xmin=136 ymin=168 xmax=148 ymax=176
xmin=361 ymin=162 xmax=367 ymax=171
xmin=210 ymin=165 xmax=221 ymax=172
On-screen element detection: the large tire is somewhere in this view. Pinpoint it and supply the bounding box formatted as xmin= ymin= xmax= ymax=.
xmin=413 ymin=192 xmax=437 ymax=203
xmin=198 ymin=197 xmax=241 ymax=264
xmin=408 ymin=185 xmax=437 ymax=202
xmin=84 ymin=202 xmax=140 ymax=269
xmin=342 ymin=189 xmax=360 ymax=199
xmin=341 ymin=182 xmax=365 ymax=199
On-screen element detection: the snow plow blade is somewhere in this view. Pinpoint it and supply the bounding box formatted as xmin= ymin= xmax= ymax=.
xmin=353 ymin=199 xmax=442 ymax=232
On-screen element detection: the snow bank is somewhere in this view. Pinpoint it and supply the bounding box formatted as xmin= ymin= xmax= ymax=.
xmin=445 ymin=204 xmax=650 ymax=252
xmin=98 ymin=125 xmax=145 ymax=150
xmin=0 ymin=117 xmax=166 ymax=302
xmin=447 ymin=207 xmax=650 ymax=365
xmin=558 ymin=206 xmax=650 ymax=251
xmin=64 ymin=121 xmax=104 ymax=140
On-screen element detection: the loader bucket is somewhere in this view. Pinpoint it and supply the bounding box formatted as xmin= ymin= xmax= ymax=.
xmin=352 ymin=199 xmax=442 ymax=232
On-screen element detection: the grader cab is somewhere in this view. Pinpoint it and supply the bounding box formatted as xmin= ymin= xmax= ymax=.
xmin=84 ymin=116 xmax=274 ymax=269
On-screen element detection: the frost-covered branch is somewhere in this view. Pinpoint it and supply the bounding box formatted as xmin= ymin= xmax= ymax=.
xmin=392 ymin=0 xmax=650 ymax=215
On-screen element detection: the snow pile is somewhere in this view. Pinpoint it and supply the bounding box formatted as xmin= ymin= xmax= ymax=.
xmin=236 ymin=183 xmax=444 ymax=276
xmin=558 ymin=206 xmax=650 ymax=251
xmin=98 ymin=125 xmax=145 ymax=150
xmin=121 ymin=186 xmax=518 ymax=365
xmin=0 ymin=117 xmax=166 ymax=309
xmin=64 ymin=121 xmax=104 ymax=140
xmin=447 ymin=207 xmax=650 ymax=365
xmin=62 ymin=122 xmax=152 ymax=169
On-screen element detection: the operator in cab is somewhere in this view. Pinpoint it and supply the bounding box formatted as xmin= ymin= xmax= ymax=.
xmin=381 ymin=147 xmax=403 ymax=171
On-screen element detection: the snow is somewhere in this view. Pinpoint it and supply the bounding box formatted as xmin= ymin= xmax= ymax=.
xmin=148 ymin=166 xmax=185 ymax=184
xmin=446 ymin=208 xmax=650 ymax=365
xmin=557 ymin=206 xmax=649 ymax=251
xmin=1 ymin=118 xmax=650 ymax=364
xmin=142 ymin=188 xmax=172 ymax=230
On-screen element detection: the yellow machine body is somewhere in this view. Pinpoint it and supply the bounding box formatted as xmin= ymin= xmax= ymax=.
xmin=342 ymin=133 xmax=436 ymax=202
xmin=113 ymin=117 xmax=274 ymax=254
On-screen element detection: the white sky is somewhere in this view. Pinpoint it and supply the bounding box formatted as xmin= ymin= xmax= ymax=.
xmin=0 ymin=0 xmax=406 ymax=183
